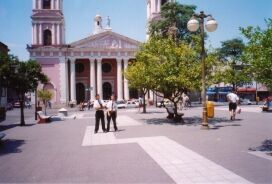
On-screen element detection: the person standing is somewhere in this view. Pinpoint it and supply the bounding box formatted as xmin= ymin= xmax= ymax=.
xmin=106 ymin=94 xmax=118 ymax=132
xmin=226 ymin=90 xmax=239 ymax=120
xmin=93 ymin=94 xmax=107 ymax=133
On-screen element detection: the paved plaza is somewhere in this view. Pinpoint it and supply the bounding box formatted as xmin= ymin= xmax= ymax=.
xmin=0 ymin=105 xmax=271 ymax=183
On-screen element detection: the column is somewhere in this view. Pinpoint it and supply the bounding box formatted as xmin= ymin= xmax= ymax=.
xmin=97 ymin=59 xmax=102 ymax=97
xmin=149 ymin=90 xmax=154 ymax=100
xmin=57 ymin=23 xmax=60 ymax=45
xmin=70 ymin=58 xmax=76 ymax=102
xmin=51 ymin=0 xmax=54 ymax=9
xmin=59 ymin=57 xmax=67 ymax=103
xmin=32 ymin=24 xmax=34 ymax=44
xmin=56 ymin=0 xmax=60 ymax=10
xmin=90 ymin=58 xmax=96 ymax=101
xmin=117 ymin=58 xmax=123 ymax=100
xmin=33 ymin=23 xmax=37 ymax=44
xmin=39 ymin=23 xmax=42 ymax=45
xmin=33 ymin=0 xmax=36 ymax=9
xmin=38 ymin=0 xmax=42 ymax=9
xmin=123 ymin=59 xmax=129 ymax=100
xmin=52 ymin=23 xmax=55 ymax=45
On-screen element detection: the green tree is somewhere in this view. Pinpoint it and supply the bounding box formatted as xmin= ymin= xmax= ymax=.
xmin=37 ymin=89 xmax=53 ymax=115
xmin=124 ymin=60 xmax=155 ymax=113
xmin=7 ymin=59 xmax=48 ymax=126
xmin=148 ymin=2 xmax=196 ymax=41
xmin=216 ymin=38 xmax=250 ymax=90
xmin=126 ymin=37 xmax=219 ymax=120
xmin=240 ymin=19 xmax=272 ymax=90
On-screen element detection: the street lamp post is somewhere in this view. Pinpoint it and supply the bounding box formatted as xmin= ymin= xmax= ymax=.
xmin=187 ymin=11 xmax=218 ymax=129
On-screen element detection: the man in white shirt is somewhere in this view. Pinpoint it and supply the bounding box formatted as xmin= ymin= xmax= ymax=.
xmin=106 ymin=94 xmax=118 ymax=132
xmin=93 ymin=94 xmax=106 ymax=133
xmin=226 ymin=90 xmax=239 ymax=120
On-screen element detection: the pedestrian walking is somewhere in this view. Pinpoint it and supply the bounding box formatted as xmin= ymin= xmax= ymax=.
xmin=226 ymin=90 xmax=239 ymax=120
xmin=93 ymin=94 xmax=107 ymax=133
xmin=106 ymin=94 xmax=118 ymax=132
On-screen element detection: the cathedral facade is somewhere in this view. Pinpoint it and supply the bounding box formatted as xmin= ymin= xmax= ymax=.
xmin=27 ymin=0 xmax=173 ymax=104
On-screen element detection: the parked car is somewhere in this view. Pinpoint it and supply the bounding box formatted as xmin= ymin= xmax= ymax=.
xmin=240 ymin=98 xmax=252 ymax=105
xmin=116 ymin=100 xmax=127 ymax=109
xmin=13 ymin=101 xmax=21 ymax=108
xmin=126 ymin=100 xmax=138 ymax=108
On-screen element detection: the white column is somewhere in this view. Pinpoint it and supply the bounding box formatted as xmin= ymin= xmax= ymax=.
xmin=56 ymin=0 xmax=60 ymax=10
xmin=59 ymin=57 xmax=67 ymax=103
xmin=33 ymin=23 xmax=37 ymax=44
xmin=38 ymin=0 xmax=42 ymax=9
xmin=97 ymin=59 xmax=103 ymax=97
xmin=62 ymin=21 xmax=65 ymax=44
xmin=158 ymin=0 xmax=161 ymax=12
xmin=57 ymin=23 xmax=60 ymax=45
xmin=51 ymin=0 xmax=54 ymax=9
xmin=123 ymin=59 xmax=129 ymax=100
xmin=52 ymin=24 xmax=55 ymax=45
xmin=149 ymin=90 xmax=154 ymax=100
xmin=33 ymin=0 xmax=36 ymax=9
xmin=32 ymin=24 xmax=34 ymax=44
xmin=70 ymin=58 xmax=76 ymax=102
xmin=90 ymin=58 xmax=96 ymax=101
xmin=117 ymin=58 xmax=123 ymax=100
xmin=39 ymin=23 xmax=42 ymax=45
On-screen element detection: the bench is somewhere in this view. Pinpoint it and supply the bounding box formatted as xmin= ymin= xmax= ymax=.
xmin=166 ymin=107 xmax=184 ymax=122
xmin=0 ymin=132 xmax=6 ymax=141
xmin=37 ymin=111 xmax=51 ymax=123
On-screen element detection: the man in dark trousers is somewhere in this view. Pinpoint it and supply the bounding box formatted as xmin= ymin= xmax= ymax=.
xmin=106 ymin=94 xmax=118 ymax=132
xmin=93 ymin=94 xmax=106 ymax=133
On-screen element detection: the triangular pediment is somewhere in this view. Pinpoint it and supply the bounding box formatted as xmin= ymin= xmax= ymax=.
xmin=70 ymin=31 xmax=141 ymax=50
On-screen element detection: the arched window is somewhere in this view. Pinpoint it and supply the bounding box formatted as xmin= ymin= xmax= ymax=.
xmin=43 ymin=0 xmax=51 ymax=9
xmin=43 ymin=29 xmax=52 ymax=46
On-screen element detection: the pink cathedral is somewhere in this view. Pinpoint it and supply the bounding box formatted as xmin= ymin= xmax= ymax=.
xmin=27 ymin=0 xmax=173 ymax=104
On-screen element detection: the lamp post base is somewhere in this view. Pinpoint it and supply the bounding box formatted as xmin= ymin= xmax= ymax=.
xmin=201 ymin=123 xmax=209 ymax=130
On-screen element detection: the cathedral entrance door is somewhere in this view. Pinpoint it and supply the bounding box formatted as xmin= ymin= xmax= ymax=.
xmin=76 ymin=83 xmax=85 ymax=104
xmin=103 ymin=82 xmax=112 ymax=100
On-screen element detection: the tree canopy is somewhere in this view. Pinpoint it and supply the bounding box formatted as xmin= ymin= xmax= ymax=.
xmin=240 ymin=19 xmax=272 ymax=90
xmin=215 ymin=38 xmax=250 ymax=90
xmin=38 ymin=89 xmax=53 ymax=115
xmin=148 ymin=2 xmax=196 ymax=41
xmin=1 ymin=55 xmax=48 ymax=125
xmin=125 ymin=37 xmax=218 ymax=117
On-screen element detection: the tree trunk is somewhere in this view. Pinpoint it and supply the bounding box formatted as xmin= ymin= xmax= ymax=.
xmin=143 ymin=95 xmax=147 ymax=113
xmin=19 ymin=94 xmax=25 ymax=126
xmin=44 ymin=100 xmax=47 ymax=115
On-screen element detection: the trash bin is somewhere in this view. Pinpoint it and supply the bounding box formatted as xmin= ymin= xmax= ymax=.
xmin=207 ymin=101 xmax=214 ymax=118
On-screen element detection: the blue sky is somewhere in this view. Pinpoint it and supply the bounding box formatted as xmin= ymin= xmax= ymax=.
xmin=0 ymin=0 xmax=271 ymax=60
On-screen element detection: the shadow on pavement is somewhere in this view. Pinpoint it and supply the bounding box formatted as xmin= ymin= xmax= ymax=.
xmin=145 ymin=118 xmax=181 ymax=126
xmin=144 ymin=116 xmax=243 ymax=129
xmin=0 ymin=139 xmax=26 ymax=155
xmin=0 ymin=124 xmax=35 ymax=132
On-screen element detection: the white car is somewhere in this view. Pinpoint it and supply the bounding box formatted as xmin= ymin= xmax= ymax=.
xmin=116 ymin=100 xmax=127 ymax=109
xmin=126 ymin=100 xmax=138 ymax=108
xmin=240 ymin=98 xmax=252 ymax=105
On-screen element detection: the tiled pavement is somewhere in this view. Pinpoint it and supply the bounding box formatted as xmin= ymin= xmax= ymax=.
xmin=82 ymin=114 xmax=251 ymax=184
xmin=0 ymin=106 xmax=272 ymax=183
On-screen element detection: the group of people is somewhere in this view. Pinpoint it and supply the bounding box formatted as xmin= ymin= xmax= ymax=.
xmin=93 ymin=94 xmax=118 ymax=134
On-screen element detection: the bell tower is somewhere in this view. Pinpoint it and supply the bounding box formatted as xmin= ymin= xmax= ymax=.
xmin=147 ymin=0 xmax=175 ymax=21
xmin=146 ymin=0 xmax=175 ymax=39
xmin=31 ymin=0 xmax=65 ymax=47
